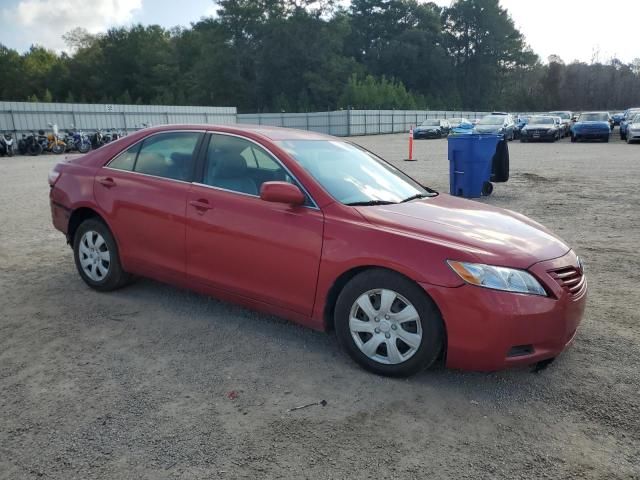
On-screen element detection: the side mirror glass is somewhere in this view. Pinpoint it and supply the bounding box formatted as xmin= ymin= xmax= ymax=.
xmin=260 ymin=181 xmax=305 ymax=206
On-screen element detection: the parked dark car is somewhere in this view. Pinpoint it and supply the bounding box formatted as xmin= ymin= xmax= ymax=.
xmin=49 ymin=124 xmax=586 ymax=376
xmin=548 ymin=111 xmax=572 ymax=137
xmin=570 ymin=112 xmax=611 ymax=142
xmin=474 ymin=114 xmax=515 ymax=140
xmin=413 ymin=119 xmax=450 ymax=139
xmin=520 ymin=116 xmax=561 ymax=142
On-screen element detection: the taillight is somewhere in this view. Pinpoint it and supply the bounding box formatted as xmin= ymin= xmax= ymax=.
xmin=48 ymin=167 xmax=61 ymax=187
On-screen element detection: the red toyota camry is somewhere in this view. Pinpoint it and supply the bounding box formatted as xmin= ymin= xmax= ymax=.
xmin=49 ymin=124 xmax=587 ymax=376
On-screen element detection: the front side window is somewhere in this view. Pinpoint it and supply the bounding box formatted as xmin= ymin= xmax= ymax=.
xmin=277 ymin=140 xmax=430 ymax=205
xmin=133 ymin=132 xmax=201 ymax=181
xmin=203 ymin=134 xmax=297 ymax=197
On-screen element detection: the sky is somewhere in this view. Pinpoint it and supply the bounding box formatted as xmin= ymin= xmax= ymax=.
xmin=0 ymin=0 xmax=638 ymax=64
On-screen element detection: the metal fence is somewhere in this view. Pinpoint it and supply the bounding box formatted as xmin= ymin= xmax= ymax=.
xmin=0 ymin=102 xmax=237 ymax=137
xmin=0 ymin=102 xmax=543 ymax=139
xmin=237 ymin=109 xmax=501 ymax=136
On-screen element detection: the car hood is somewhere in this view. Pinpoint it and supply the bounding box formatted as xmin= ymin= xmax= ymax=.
xmin=356 ymin=194 xmax=570 ymax=268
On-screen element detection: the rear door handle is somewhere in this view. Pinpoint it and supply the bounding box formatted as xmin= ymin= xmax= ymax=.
xmin=189 ymin=199 xmax=213 ymax=212
xmin=98 ymin=177 xmax=116 ymax=188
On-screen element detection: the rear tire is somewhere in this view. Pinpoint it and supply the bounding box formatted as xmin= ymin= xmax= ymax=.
xmin=602 ymin=135 xmax=609 ymax=143
xmin=334 ymin=269 xmax=444 ymax=377
xmin=73 ymin=219 xmax=130 ymax=292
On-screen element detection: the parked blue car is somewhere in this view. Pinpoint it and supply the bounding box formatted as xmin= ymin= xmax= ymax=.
xmin=612 ymin=112 xmax=625 ymax=126
xmin=620 ymin=108 xmax=640 ymax=141
xmin=570 ymin=112 xmax=612 ymax=143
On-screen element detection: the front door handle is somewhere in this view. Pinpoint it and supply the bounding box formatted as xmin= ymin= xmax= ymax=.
xmin=98 ymin=177 xmax=116 ymax=188
xmin=189 ymin=199 xmax=213 ymax=213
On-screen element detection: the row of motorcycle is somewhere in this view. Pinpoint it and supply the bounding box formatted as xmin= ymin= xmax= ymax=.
xmin=0 ymin=123 xmax=130 ymax=157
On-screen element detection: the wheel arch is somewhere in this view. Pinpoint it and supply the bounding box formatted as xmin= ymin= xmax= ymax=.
xmin=324 ymin=264 xmax=448 ymax=367
xmin=323 ymin=265 xmax=446 ymax=331
xmin=67 ymin=207 xmax=109 ymax=245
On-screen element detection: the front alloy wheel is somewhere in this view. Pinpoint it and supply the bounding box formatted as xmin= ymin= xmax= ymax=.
xmin=335 ymin=269 xmax=444 ymax=377
xmin=349 ymin=289 xmax=423 ymax=365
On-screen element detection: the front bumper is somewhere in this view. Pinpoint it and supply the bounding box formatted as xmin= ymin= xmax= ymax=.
xmin=521 ymin=130 xmax=556 ymax=141
xmin=421 ymin=250 xmax=587 ymax=371
xmin=573 ymin=129 xmax=609 ymax=139
xmin=627 ymin=129 xmax=640 ymax=141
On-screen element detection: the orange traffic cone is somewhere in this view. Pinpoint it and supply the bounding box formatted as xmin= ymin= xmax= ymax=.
xmin=404 ymin=127 xmax=416 ymax=161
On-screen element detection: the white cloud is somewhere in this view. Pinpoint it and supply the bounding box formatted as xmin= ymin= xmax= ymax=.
xmin=1 ymin=0 xmax=142 ymax=50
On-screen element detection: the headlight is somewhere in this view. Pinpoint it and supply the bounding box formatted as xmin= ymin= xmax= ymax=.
xmin=498 ymin=127 xmax=505 ymax=132
xmin=447 ymin=261 xmax=547 ymax=296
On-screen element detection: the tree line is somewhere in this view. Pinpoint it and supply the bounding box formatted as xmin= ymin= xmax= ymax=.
xmin=0 ymin=0 xmax=639 ymax=113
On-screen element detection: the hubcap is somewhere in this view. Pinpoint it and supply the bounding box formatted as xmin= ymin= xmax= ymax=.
xmin=349 ymin=289 xmax=422 ymax=365
xmin=79 ymin=230 xmax=110 ymax=282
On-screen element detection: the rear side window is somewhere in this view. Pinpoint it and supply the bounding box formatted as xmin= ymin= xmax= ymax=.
xmin=132 ymin=132 xmax=201 ymax=181
xmin=109 ymin=144 xmax=140 ymax=171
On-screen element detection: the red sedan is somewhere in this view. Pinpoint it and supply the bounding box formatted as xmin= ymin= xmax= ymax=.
xmin=49 ymin=124 xmax=587 ymax=376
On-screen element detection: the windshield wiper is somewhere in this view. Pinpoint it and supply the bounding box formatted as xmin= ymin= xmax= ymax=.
xmin=345 ymin=200 xmax=397 ymax=206
xmin=400 ymin=193 xmax=436 ymax=203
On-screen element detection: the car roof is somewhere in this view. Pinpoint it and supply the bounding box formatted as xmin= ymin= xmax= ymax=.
xmin=137 ymin=123 xmax=336 ymax=141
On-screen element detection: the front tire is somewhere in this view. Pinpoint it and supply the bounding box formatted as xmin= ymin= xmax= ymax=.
xmin=334 ymin=269 xmax=444 ymax=377
xmin=73 ymin=219 xmax=130 ymax=291
xmin=28 ymin=142 xmax=43 ymax=156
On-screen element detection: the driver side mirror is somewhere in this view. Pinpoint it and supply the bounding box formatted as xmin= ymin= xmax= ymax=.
xmin=260 ymin=181 xmax=305 ymax=206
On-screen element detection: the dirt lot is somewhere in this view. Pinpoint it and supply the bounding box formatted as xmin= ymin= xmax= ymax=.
xmin=1 ymin=132 xmax=639 ymax=479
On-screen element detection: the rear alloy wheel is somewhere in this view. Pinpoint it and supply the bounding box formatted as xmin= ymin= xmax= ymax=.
xmin=335 ymin=269 xmax=443 ymax=377
xmin=73 ymin=219 xmax=130 ymax=291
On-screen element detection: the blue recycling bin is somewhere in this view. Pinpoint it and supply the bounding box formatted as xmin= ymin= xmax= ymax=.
xmin=448 ymin=134 xmax=502 ymax=198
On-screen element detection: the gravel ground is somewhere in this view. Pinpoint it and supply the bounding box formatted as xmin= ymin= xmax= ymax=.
xmin=1 ymin=132 xmax=639 ymax=479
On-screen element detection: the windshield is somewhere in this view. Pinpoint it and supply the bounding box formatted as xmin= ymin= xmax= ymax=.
xmin=579 ymin=113 xmax=608 ymax=122
xmin=276 ymin=140 xmax=430 ymax=205
xmin=529 ymin=116 xmax=554 ymax=125
xmin=420 ymin=120 xmax=440 ymax=126
xmin=550 ymin=112 xmax=571 ymax=120
xmin=632 ymin=114 xmax=640 ymax=123
xmin=478 ymin=115 xmax=504 ymax=125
